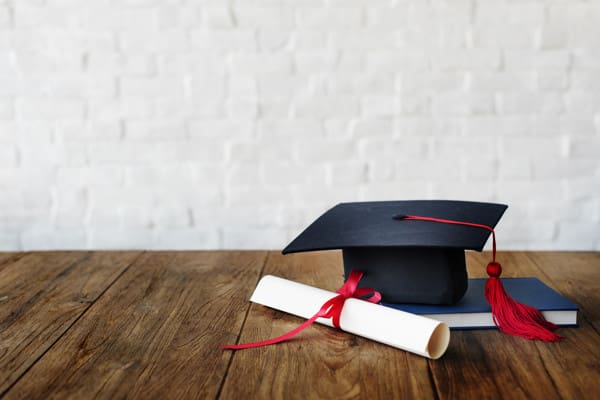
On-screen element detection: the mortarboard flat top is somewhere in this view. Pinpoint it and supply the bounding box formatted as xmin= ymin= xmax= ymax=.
xmin=283 ymin=200 xmax=507 ymax=254
xmin=282 ymin=200 xmax=508 ymax=305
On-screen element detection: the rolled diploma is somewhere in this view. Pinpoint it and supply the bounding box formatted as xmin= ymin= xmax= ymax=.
xmin=250 ymin=275 xmax=450 ymax=359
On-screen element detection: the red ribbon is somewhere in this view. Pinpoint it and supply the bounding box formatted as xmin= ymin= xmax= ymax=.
xmin=221 ymin=270 xmax=381 ymax=350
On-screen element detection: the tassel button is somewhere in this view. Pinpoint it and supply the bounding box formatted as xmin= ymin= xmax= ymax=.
xmin=487 ymin=262 xmax=502 ymax=277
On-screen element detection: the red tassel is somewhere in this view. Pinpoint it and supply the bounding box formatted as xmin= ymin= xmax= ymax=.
xmin=485 ymin=262 xmax=563 ymax=342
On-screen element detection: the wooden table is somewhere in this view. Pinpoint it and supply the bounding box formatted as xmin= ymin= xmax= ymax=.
xmin=0 ymin=251 xmax=598 ymax=399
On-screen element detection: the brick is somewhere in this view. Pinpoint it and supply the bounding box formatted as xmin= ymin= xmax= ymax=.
xmin=0 ymin=51 xmax=14 ymax=74
xmin=17 ymin=98 xmax=85 ymax=120
xmin=0 ymin=145 xmax=17 ymax=167
xmin=89 ymin=229 xmax=153 ymax=249
xmin=57 ymin=120 xmax=122 ymax=142
xmin=507 ymin=3 xmax=544 ymax=25
xmin=359 ymin=137 xmax=428 ymax=160
xmin=500 ymin=137 xmax=566 ymax=159
xmin=295 ymin=52 xmax=358 ymax=74
xmin=297 ymin=7 xmax=363 ymax=29
xmin=48 ymin=31 xmax=115 ymax=54
xmin=432 ymin=49 xmax=500 ymax=70
xmin=532 ymin=159 xmax=597 ymax=179
xmin=472 ymin=24 xmax=537 ymax=48
xmin=469 ymin=72 xmax=535 ymax=91
xmin=431 ymin=92 xmax=495 ymax=115
xmin=497 ymin=92 xmax=564 ymax=115
xmin=0 ymin=233 xmax=20 ymax=251
xmin=399 ymin=71 xmax=466 ymax=93
xmin=226 ymin=185 xmax=292 ymax=207
xmin=571 ymin=71 xmax=600 ymax=90
xmin=257 ymin=29 xmax=293 ymax=52
xmin=330 ymin=30 xmax=396 ymax=50
xmin=430 ymin=180 xmax=495 ymax=201
xmin=227 ymin=162 xmax=260 ymax=186
xmin=53 ymin=188 xmax=88 ymax=228
xmin=119 ymin=30 xmax=189 ymax=53
xmin=83 ymin=6 xmax=158 ymax=31
xmin=564 ymin=92 xmax=600 ymax=114
xmin=233 ymin=6 xmax=295 ymax=29
xmin=361 ymin=95 xmax=397 ymax=117
xmin=88 ymin=141 xmax=156 ymax=164
xmin=13 ymin=5 xmax=80 ymax=29
xmin=365 ymin=6 xmax=410 ymax=28
xmin=324 ymin=118 xmax=353 ymax=138
xmin=125 ymin=120 xmax=187 ymax=140
xmin=21 ymin=228 xmax=87 ymax=250
xmin=570 ymin=137 xmax=600 ymax=158
xmin=293 ymin=95 xmax=359 ymax=118
xmin=328 ymin=162 xmax=367 ymax=185
xmin=498 ymin=158 xmax=531 ymax=180
xmin=291 ymin=30 xmax=328 ymax=51
xmin=231 ymin=53 xmax=293 ymax=74
xmin=538 ymin=23 xmax=568 ymax=49
xmin=572 ymin=49 xmax=600 ymax=68
xmin=560 ymin=116 xmax=597 ymax=136
xmin=222 ymin=226 xmax=287 ymax=249
xmin=257 ymin=118 xmax=322 ymax=138
xmin=504 ymin=50 xmax=570 ymax=69
xmin=152 ymin=206 xmax=191 ymax=228
xmin=292 ymin=183 xmax=358 ymax=207
xmin=0 ymin=6 xmax=10 ymax=28
xmin=226 ymin=96 xmax=258 ymax=119
xmin=366 ymin=51 xmax=428 ymax=73
xmin=432 ymin=137 xmax=495 ymax=160
xmin=14 ymin=50 xmax=83 ymax=74
xmin=152 ymin=228 xmax=220 ymax=250
xmin=190 ymin=29 xmax=256 ymax=51
xmin=295 ymin=139 xmax=356 ymax=162
xmin=204 ymin=5 xmax=234 ymax=28
xmin=88 ymin=52 xmax=155 ymax=76
xmin=189 ymin=119 xmax=253 ymax=139
xmin=263 ymin=162 xmax=327 ymax=186
xmin=0 ymin=76 xmax=17 ymax=96
xmin=556 ymin=222 xmax=600 ymax=250
xmin=57 ymin=166 xmax=124 ymax=187
xmin=359 ymin=181 xmax=429 ymax=201
xmin=536 ymin=69 xmax=568 ymax=90
xmin=0 ymin=98 xmax=13 ymax=119
xmin=257 ymin=74 xmax=307 ymax=98
xmin=351 ymin=118 xmax=393 ymax=137
xmin=120 ymin=76 xmax=187 ymax=97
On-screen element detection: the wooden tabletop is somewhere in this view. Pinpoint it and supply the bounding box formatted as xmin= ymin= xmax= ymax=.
xmin=0 ymin=251 xmax=598 ymax=399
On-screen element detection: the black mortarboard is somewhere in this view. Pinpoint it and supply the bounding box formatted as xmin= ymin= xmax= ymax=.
xmin=282 ymin=200 xmax=508 ymax=305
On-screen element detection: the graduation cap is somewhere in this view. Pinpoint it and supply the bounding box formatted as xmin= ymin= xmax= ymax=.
xmin=283 ymin=200 xmax=563 ymax=342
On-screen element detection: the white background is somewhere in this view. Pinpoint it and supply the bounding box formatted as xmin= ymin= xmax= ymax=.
xmin=0 ymin=0 xmax=599 ymax=250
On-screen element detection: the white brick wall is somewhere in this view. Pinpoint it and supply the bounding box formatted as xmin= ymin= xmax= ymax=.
xmin=1 ymin=0 xmax=599 ymax=251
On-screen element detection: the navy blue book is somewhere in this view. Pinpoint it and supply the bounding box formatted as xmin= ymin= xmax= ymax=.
xmin=383 ymin=278 xmax=578 ymax=329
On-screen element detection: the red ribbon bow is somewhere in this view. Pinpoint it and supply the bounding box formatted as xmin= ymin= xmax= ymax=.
xmin=222 ymin=270 xmax=381 ymax=350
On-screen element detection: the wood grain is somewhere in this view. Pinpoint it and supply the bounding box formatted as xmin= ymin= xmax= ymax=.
xmin=220 ymin=251 xmax=437 ymax=399
xmin=429 ymin=251 xmax=600 ymax=399
xmin=0 ymin=253 xmax=22 ymax=270
xmin=0 ymin=251 xmax=141 ymax=396
xmin=0 ymin=251 xmax=598 ymax=399
xmin=3 ymin=251 xmax=267 ymax=400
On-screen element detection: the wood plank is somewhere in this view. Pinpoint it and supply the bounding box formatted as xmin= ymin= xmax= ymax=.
xmin=220 ymin=250 xmax=437 ymax=399
xmin=0 ymin=251 xmax=141 ymax=396
xmin=516 ymin=252 xmax=600 ymax=399
xmin=0 ymin=253 xmax=24 ymax=270
xmin=3 ymin=251 xmax=267 ymax=400
xmin=429 ymin=251 xmax=600 ymax=399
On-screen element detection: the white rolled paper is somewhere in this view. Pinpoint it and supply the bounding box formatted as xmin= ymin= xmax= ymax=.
xmin=250 ymin=275 xmax=450 ymax=359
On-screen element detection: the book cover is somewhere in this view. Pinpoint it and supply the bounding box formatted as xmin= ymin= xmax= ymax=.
xmin=382 ymin=278 xmax=578 ymax=329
